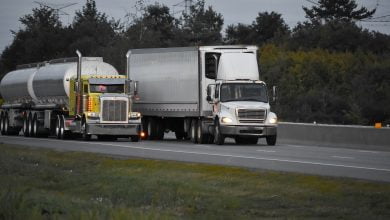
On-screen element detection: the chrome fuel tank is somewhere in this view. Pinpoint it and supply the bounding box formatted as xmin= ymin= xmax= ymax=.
xmin=0 ymin=67 xmax=38 ymax=104
xmin=0 ymin=57 xmax=118 ymax=106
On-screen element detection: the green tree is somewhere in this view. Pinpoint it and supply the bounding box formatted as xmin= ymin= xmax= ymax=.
xmin=182 ymin=0 xmax=224 ymax=45
xmin=225 ymin=12 xmax=289 ymax=46
xmin=69 ymin=0 xmax=120 ymax=56
xmin=225 ymin=23 xmax=254 ymax=44
xmin=260 ymin=44 xmax=390 ymax=125
xmin=125 ymin=3 xmax=180 ymax=48
xmin=0 ymin=6 xmax=67 ymax=79
xmin=303 ymin=0 xmax=376 ymax=22
xmin=289 ymin=20 xmax=390 ymax=54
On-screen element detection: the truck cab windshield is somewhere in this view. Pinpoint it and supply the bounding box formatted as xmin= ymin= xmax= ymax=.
xmin=90 ymin=84 xmax=124 ymax=93
xmin=220 ymin=83 xmax=268 ymax=103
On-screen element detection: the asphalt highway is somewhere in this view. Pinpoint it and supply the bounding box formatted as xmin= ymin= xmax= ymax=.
xmin=1 ymin=134 xmax=390 ymax=182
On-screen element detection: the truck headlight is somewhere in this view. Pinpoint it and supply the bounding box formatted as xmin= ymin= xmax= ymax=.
xmin=221 ymin=117 xmax=233 ymax=123
xmin=269 ymin=117 xmax=277 ymax=124
xmin=129 ymin=112 xmax=141 ymax=119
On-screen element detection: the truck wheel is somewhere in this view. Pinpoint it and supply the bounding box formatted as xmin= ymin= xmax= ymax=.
xmin=190 ymin=119 xmax=198 ymax=143
xmin=31 ymin=114 xmax=38 ymax=137
xmin=23 ymin=115 xmax=29 ymax=137
xmin=3 ymin=115 xmax=9 ymax=135
xmin=0 ymin=113 xmax=4 ymax=135
xmin=27 ymin=113 xmax=34 ymax=137
xmin=197 ymin=119 xmax=209 ymax=144
xmin=147 ymin=118 xmax=155 ymax=140
xmin=55 ymin=116 xmax=62 ymax=139
xmin=213 ymin=120 xmax=225 ymax=145
xmin=266 ymin=135 xmax=277 ymax=146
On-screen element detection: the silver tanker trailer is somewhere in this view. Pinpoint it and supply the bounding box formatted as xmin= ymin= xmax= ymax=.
xmin=0 ymin=51 xmax=142 ymax=141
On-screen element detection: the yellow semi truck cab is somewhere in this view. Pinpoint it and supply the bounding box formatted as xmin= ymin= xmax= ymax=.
xmin=68 ymin=74 xmax=141 ymax=140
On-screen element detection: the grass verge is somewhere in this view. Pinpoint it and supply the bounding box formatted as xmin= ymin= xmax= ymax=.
xmin=0 ymin=143 xmax=389 ymax=219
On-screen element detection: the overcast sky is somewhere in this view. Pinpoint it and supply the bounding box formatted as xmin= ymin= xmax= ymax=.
xmin=0 ymin=0 xmax=389 ymax=52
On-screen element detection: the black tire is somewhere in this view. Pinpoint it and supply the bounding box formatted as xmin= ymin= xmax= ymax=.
xmin=2 ymin=114 xmax=18 ymax=136
xmin=190 ymin=119 xmax=198 ymax=143
xmin=3 ymin=115 xmax=9 ymax=135
xmin=147 ymin=118 xmax=156 ymax=140
xmin=197 ymin=119 xmax=210 ymax=144
xmin=55 ymin=115 xmax=61 ymax=139
xmin=213 ymin=120 xmax=225 ymax=145
xmin=22 ymin=114 xmax=29 ymax=137
xmin=31 ymin=114 xmax=38 ymax=137
xmin=27 ymin=114 xmax=33 ymax=137
xmin=130 ymin=135 xmax=140 ymax=142
xmin=0 ymin=113 xmax=4 ymax=135
xmin=266 ymin=135 xmax=277 ymax=146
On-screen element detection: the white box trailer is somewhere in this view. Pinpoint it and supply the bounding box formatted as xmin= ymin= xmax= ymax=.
xmin=128 ymin=45 xmax=278 ymax=145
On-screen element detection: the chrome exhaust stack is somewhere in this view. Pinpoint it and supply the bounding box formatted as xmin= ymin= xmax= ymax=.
xmin=76 ymin=50 xmax=82 ymax=115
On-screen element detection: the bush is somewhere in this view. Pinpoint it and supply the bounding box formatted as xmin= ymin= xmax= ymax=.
xmin=260 ymin=44 xmax=390 ymax=125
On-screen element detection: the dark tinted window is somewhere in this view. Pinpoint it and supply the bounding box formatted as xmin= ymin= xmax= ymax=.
xmin=90 ymin=84 xmax=124 ymax=93
xmin=220 ymin=83 xmax=268 ymax=103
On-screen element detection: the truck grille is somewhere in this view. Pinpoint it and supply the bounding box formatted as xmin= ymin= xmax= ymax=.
xmin=237 ymin=109 xmax=266 ymax=123
xmin=101 ymin=99 xmax=127 ymax=122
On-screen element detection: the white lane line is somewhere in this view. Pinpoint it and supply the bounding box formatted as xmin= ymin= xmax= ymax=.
xmin=332 ymin=156 xmax=355 ymax=160
xmin=358 ymin=150 xmax=379 ymax=154
xmin=3 ymin=136 xmax=390 ymax=173
xmin=284 ymin=144 xmax=305 ymax=148
xmin=194 ymin=144 xmax=211 ymax=148
xmin=256 ymin=149 xmax=276 ymax=153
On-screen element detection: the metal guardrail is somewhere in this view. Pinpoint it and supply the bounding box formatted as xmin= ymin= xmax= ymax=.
xmin=277 ymin=122 xmax=390 ymax=150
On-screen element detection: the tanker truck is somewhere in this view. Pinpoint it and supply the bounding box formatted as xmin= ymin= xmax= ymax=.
xmin=0 ymin=51 xmax=142 ymax=141
xmin=127 ymin=45 xmax=278 ymax=145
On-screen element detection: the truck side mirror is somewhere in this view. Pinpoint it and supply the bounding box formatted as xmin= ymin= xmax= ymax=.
xmin=206 ymin=84 xmax=215 ymax=104
xmin=272 ymin=85 xmax=277 ymax=102
xmin=134 ymin=81 xmax=138 ymax=96
xmin=205 ymin=53 xmax=219 ymax=79
xmin=126 ymin=80 xmax=139 ymax=96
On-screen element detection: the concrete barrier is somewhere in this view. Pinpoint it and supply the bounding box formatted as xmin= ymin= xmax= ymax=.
xmin=277 ymin=122 xmax=390 ymax=150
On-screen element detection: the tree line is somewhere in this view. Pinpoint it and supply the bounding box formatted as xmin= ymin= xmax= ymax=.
xmin=0 ymin=0 xmax=389 ymax=125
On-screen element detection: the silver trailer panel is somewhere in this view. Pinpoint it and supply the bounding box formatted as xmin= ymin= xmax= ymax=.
xmin=130 ymin=47 xmax=200 ymax=117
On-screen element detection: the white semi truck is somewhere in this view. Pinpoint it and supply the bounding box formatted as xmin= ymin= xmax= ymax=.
xmin=0 ymin=51 xmax=142 ymax=141
xmin=127 ymin=45 xmax=278 ymax=145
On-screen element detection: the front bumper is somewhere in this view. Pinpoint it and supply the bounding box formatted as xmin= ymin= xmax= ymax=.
xmin=220 ymin=125 xmax=277 ymax=137
xmin=87 ymin=123 xmax=141 ymax=136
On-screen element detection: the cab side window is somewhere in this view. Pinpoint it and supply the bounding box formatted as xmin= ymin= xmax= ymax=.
xmin=205 ymin=53 xmax=220 ymax=79
xmin=83 ymin=84 xmax=88 ymax=93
